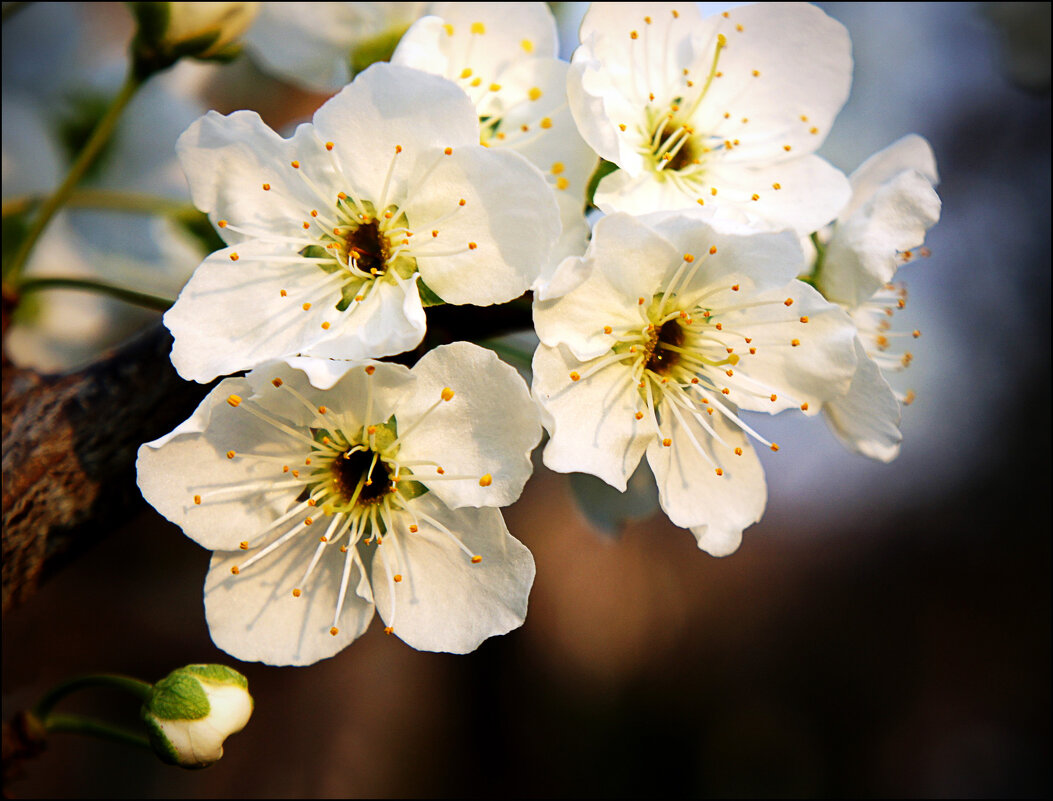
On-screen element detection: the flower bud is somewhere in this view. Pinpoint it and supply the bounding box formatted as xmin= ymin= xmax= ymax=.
xmin=131 ymin=2 xmax=260 ymax=76
xmin=141 ymin=664 xmax=252 ymax=769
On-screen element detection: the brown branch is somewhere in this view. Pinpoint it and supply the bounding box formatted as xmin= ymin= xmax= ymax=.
xmin=2 ymin=324 xmax=212 ymax=613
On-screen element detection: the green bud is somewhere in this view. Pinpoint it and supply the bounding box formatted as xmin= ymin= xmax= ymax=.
xmin=141 ymin=664 xmax=252 ymax=769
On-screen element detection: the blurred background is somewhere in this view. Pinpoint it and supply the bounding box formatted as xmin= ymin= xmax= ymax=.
xmin=3 ymin=2 xmax=1049 ymax=797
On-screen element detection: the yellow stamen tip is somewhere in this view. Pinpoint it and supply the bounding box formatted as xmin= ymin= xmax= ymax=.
xmin=292 ymin=588 xmax=302 ymax=597
xmin=471 ymin=555 xmax=483 ymax=564
xmin=479 ymin=474 xmax=493 ymax=487
xmin=441 ymin=387 xmax=455 ymax=402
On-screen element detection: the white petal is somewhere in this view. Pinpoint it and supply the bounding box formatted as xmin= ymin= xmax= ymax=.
xmin=717 ymin=281 xmax=859 ymax=414
xmin=393 ymin=3 xmax=558 ymax=75
xmin=204 ymin=537 xmax=375 ymax=666
xmin=646 ymin=402 xmax=766 ymax=555
xmin=176 ymin=110 xmax=325 ymax=242
xmin=533 ymin=212 xmax=681 ymax=360
xmin=136 ymin=377 xmax=303 ymax=552
xmin=822 ymin=170 xmax=941 ymax=307
xmin=843 ymin=134 xmax=940 ymax=220
xmin=823 ymin=337 xmax=903 ymax=462
xmin=394 ymin=342 xmax=541 ymax=508
xmin=371 ymin=495 xmax=534 ymax=654
xmin=533 ymin=343 xmax=649 ymax=491
xmin=404 ymin=147 xmax=559 ymax=305
xmin=312 ymin=63 xmax=480 ymax=202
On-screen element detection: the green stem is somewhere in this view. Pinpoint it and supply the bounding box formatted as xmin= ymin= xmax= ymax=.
xmin=4 ymin=68 xmax=143 ymax=282
xmin=44 ymin=713 xmax=152 ymax=752
xmin=33 ymin=674 xmax=152 ymax=721
xmin=2 ymin=189 xmax=197 ymax=220
xmin=16 ymin=276 xmax=176 ymax=311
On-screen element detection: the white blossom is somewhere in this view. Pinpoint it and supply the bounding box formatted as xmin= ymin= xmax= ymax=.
xmin=391 ymin=2 xmax=596 ymax=297
xmin=137 ymin=342 xmax=541 ymax=663
xmin=815 ymin=135 xmax=941 ymax=461
xmin=166 ymin=62 xmax=559 ymax=382
xmin=533 ymin=212 xmax=857 ymax=556
xmin=568 ymin=2 xmax=852 ymax=234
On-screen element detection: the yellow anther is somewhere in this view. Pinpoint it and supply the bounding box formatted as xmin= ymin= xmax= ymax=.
xmin=470 ymin=21 xmax=485 ymax=34
xmin=443 ymin=23 xmax=454 ymax=36
xmin=521 ymin=38 xmax=533 ymax=52
xmin=230 ymin=566 xmax=239 ymax=575
xmin=471 ymin=555 xmax=483 ymax=564
xmin=662 ymin=438 xmax=672 ymax=447
xmin=365 ymin=365 xmax=376 ymax=375
xmin=556 ymin=177 xmax=569 ymax=190
xmin=458 ymin=198 xmax=466 ymax=206
xmin=604 ymin=326 xmax=613 ymax=334
xmin=751 ymin=193 xmax=760 ymax=201
xmin=325 ymin=142 xmax=334 ymax=151
xmin=800 ymin=402 xmax=809 ymax=411
xmin=479 ymin=474 xmax=493 ymax=487
xmin=697 ymin=198 xmax=705 ymax=206
xmin=715 ymin=468 xmax=724 ymax=476
xmin=489 ymin=83 xmax=501 ymax=92
xmin=395 ymin=145 xmax=402 ymax=154
xmin=302 ymin=302 xmax=312 ymax=311
xmin=635 ymin=411 xmax=644 ymax=420
xmin=409 ymin=524 xmax=418 ymax=533
xmin=569 ymin=371 xmax=581 ymax=381
xmin=736 ymin=23 xmax=744 ymax=31
xmin=784 ymin=298 xmax=794 ymax=306
xmin=770 ymin=394 xmax=778 ymax=402
xmin=913 ymin=329 xmax=921 ymax=338
xmin=217 ymin=219 xmax=228 ymax=228
xmin=193 ymin=494 xmax=202 ymax=505
xmin=638 ymin=297 xmax=645 ymax=305
xmin=468 ymin=241 xmax=478 ymax=250
xmin=540 ymin=117 xmax=552 ymax=129
xmin=262 ymin=183 xmax=270 ymax=190
xmin=773 ymin=182 xmax=782 ymax=190
xmin=239 ymin=541 xmax=249 ymax=550
xmin=631 ymin=30 xmax=638 ymax=39
xmin=644 ymin=15 xmax=652 ymax=23
xmin=734 ymin=447 xmax=743 ymax=456
xmin=711 ymin=187 xmax=718 ymax=196
xmin=784 ymin=144 xmax=792 ymax=151
xmin=229 ymin=252 xmax=239 ymax=261
xmin=292 ymin=588 xmax=302 ymax=597
xmin=330 ymin=627 xmax=339 ymax=636
xmin=770 ymin=443 xmax=780 ymax=452
xmin=444 ymin=147 xmax=453 ymax=155
xmin=441 ymin=387 xmax=455 ymax=402
xmin=227 ymin=394 xmax=242 ymax=407
xmin=752 ymin=69 xmax=760 ymax=77
xmin=304 ymin=517 xmax=313 ymax=525
xmin=683 ymin=253 xmax=695 ymax=263
xmin=717 ymin=33 xmax=727 ymax=47
xmin=810 ymin=127 xmax=819 ymax=135
xmin=749 ymin=347 xmax=757 ymax=354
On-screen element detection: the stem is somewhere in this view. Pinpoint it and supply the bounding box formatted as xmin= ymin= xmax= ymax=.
xmin=4 ymin=68 xmax=143 ymax=282
xmin=44 ymin=713 xmax=152 ymax=751
xmin=32 ymin=674 xmax=152 ymax=721
xmin=16 ymin=277 xmax=176 ymax=311
xmin=2 ymin=189 xmax=196 ymax=220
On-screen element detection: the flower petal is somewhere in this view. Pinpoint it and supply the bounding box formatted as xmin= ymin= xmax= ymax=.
xmin=394 ymin=342 xmax=541 ymax=508
xmin=205 ymin=538 xmax=375 ymax=666
xmin=646 ymin=400 xmax=766 ymax=555
xmin=822 ymin=337 xmax=903 ymax=462
xmin=371 ymin=495 xmax=534 ymax=654
xmin=533 ymin=342 xmax=649 ymax=491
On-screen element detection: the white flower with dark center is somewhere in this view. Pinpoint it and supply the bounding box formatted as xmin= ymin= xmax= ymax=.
xmin=166 ymin=62 xmax=559 ymax=383
xmin=533 ymin=212 xmax=857 ymax=556
xmin=815 ymin=135 xmax=941 ymax=462
xmin=137 ymin=342 xmax=541 ymax=664
xmin=391 ymin=2 xmax=596 ymax=297
xmin=568 ymin=2 xmax=852 ymax=234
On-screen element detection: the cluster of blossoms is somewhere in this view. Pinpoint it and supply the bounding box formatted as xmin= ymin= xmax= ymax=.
xmin=131 ymin=1 xmax=940 ymax=665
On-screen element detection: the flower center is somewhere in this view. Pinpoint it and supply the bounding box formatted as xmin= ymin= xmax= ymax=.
xmin=644 ymin=318 xmax=685 ymax=374
xmin=345 ymin=219 xmax=389 ymax=277
xmin=330 ymin=447 xmax=393 ymax=506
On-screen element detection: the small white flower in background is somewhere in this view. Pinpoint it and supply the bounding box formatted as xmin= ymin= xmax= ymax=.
xmin=137 ymin=342 xmax=540 ymax=664
xmin=166 ymin=62 xmax=559 ymax=383
xmin=533 ymin=212 xmax=857 ymax=556
xmin=159 ymin=2 xmax=260 ymax=58
xmin=813 ymin=134 xmax=941 ymax=461
xmin=391 ymin=2 xmax=596 ymax=298
xmin=243 ymin=2 xmax=432 ymax=92
xmin=568 ymin=2 xmax=852 ymax=235
xmin=131 ymin=2 xmax=260 ymax=66
xmin=141 ymin=664 xmax=252 ymax=769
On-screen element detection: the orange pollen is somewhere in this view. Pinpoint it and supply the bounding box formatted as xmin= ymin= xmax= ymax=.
xmin=662 ymin=438 xmax=672 ymax=447
xmin=365 ymin=365 xmax=376 ymax=375
xmin=715 ymin=468 xmax=724 ymax=476
xmin=230 ymin=566 xmax=239 ymax=575
xmin=471 ymin=555 xmax=483 ymax=564
xmin=784 ymin=298 xmax=794 ymax=306
xmin=734 ymin=447 xmax=743 ymax=456
xmin=262 ymin=183 xmax=271 ymax=190
xmin=800 ymin=402 xmax=809 ymax=411
xmin=800 ymin=316 xmax=809 ymax=323
xmin=791 ymin=339 xmax=800 ymax=347
xmin=292 ymin=588 xmax=302 ymax=597
xmin=229 ymin=252 xmax=239 ymax=261
xmin=569 ymin=371 xmax=581 ymax=381
xmin=468 ymin=242 xmax=478 ymax=250
xmin=709 ymin=246 xmax=718 ymax=255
